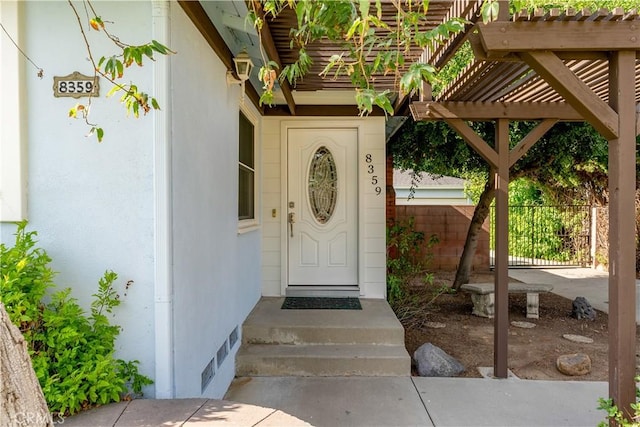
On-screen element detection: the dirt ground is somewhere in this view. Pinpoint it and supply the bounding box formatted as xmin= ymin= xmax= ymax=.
xmin=402 ymin=271 xmax=640 ymax=381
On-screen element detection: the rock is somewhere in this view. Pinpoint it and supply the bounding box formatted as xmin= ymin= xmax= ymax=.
xmin=413 ymin=343 xmax=464 ymax=377
xmin=571 ymin=296 xmax=596 ymax=320
xmin=562 ymin=334 xmax=594 ymax=344
xmin=424 ymin=322 xmax=446 ymax=329
xmin=511 ymin=321 xmax=536 ymax=329
xmin=556 ymin=353 xmax=591 ymax=376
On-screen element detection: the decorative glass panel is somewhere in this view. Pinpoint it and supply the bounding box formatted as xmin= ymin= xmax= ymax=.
xmin=308 ymin=146 xmax=337 ymax=224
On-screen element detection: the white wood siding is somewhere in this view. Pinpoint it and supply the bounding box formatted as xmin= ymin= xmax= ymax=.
xmin=261 ymin=117 xmax=386 ymax=298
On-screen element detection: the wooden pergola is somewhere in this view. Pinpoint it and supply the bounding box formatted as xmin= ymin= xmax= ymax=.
xmin=412 ymin=4 xmax=640 ymax=415
xmin=179 ymin=0 xmax=640 ymax=415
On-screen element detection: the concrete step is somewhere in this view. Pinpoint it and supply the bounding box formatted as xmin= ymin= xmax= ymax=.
xmin=236 ymin=343 xmax=411 ymax=377
xmin=242 ymin=323 xmax=405 ymax=346
xmin=241 ymin=298 xmax=406 ymax=346
xmin=236 ymin=298 xmax=411 ymax=376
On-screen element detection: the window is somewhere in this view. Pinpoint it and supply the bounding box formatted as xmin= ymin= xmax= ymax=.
xmin=238 ymin=111 xmax=255 ymax=221
xmin=0 ymin=1 xmax=27 ymax=221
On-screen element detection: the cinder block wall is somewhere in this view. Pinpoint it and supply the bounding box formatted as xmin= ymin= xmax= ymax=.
xmin=395 ymin=205 xmax=490 ymax=271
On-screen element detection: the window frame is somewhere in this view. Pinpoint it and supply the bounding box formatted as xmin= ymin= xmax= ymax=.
xmin=0 ymin=1 xmax=27 ymax=222
xmin=237 ymin=105 xmax=259 ymax=233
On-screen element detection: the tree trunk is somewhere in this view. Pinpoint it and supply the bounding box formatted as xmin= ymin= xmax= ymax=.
xmin=0 ymin=303 xmax=53 ymax=427
xmin=452 ymin=172 xmax=496 ymax=290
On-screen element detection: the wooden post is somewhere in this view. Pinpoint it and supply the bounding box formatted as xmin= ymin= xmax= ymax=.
xmin=494 ymin=119 xmax=510 ymax=378
xmin=607 ymin=50 xmax=637 ymax=417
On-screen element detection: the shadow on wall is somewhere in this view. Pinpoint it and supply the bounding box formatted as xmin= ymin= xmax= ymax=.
xmin=395 ymin=205 xmax=490 ymax=271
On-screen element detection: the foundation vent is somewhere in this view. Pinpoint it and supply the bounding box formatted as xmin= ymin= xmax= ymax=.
xmin=200 ymin=357 xmax=214 ymax=393
xmin=217 ymin=339 xmax=229 ymax=368
xmin=229 ymin=326 xmax=239 ymax=349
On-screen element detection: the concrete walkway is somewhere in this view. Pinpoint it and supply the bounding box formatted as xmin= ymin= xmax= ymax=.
xmin=508 ymin=266 xmax=640 ymax=324
xmin=63 ymin=267 xmax=626 ymax=426
xmin=64 ymin=377 xmax=608 ymax=426
xmin=63 ymin=398 xmax=312 ymax=426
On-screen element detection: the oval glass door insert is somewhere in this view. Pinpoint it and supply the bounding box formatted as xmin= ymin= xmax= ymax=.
xmin=308 ymin=146 xmax=337 ymax=224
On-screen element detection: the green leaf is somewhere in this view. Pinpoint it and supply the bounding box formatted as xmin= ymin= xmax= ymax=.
xmin=96 ymin=128 xmax=104 ymax=142
xmin=123 ymin=47 xmax=132 ymax=66
xmin=143 ymin=45 xmax=154 ymax=60
xmin=358 ymin=0 xmax=369 ymax=18
xmin=481 ymin=1 xmax=500 ymax=24
xmin=106 ymin=85 xmax=122 ymax=98
xmin=133 ymin=49 xmax=143 ymax=67
xmin=490 ymin=1 xmax=500 ymax=21
xmin=345 ymin=18 xmax=361 ymax=40
xmin=151 ymin=40 xmax=172 ymax=55
xmin=151 ymin=98 xmax=160 ymax=110
xmin=116 ymin=60 xmax=124 ymax=79
xmin=295 ymin=1 xmax=306 ymax=28
xmin=374 ymin=92 xmax=393 ymax=116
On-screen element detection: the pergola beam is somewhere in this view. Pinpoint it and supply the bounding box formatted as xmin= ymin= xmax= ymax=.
xmin=520 ymin=51 xmax=619 ymax=140
xmin=477 ymin=21 xmax=640 ymax=52
xmin=509 ymin=119 xmax=557 ymax=168
xmin=443 ymin=118 xmax=498 ymax=167
xmin=411 ymin=101 xmax=582 ymax=121
xmin=263 ymin=104 xmax=385 ymax=117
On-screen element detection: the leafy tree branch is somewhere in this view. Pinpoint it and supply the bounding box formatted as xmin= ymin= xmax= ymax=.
xmin=66 ymin=0 xmax=174 ymax=142
xmin=248 ymin=0 xmax=468 ymax=116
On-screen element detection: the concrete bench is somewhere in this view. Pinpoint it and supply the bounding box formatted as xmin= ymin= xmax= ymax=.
xmin=460 ymin=282 xmax=554 ymax=319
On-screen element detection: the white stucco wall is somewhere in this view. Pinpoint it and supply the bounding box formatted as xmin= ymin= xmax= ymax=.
xmin=170 ymin=5 xmax=262 ymax=398
xmin=261 ymin=117 xmax=387 ymax=299
xmin=0 ymin=1 xmax=156 ymax=394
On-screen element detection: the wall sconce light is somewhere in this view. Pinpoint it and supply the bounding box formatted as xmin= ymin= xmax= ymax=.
xmin=227 ymin=49 xmax=254 ymax=101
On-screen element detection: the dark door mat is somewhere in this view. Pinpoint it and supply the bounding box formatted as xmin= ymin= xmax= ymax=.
xmin=281 ymin=297 xmax=362 ymax=310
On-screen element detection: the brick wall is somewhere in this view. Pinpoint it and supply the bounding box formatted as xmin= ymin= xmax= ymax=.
xmin=395 ymin=205 xmax=491 ymax=271
xmin=385 ymin=153 xmax=396 ymax=225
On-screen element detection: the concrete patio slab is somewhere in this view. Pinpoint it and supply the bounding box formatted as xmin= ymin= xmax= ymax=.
xmin=183 ymin=400 xmax=275 ymax=426
xmin=413 ymin=377 xmax=608 ymax=426
xmin=224 ymin=376 xmax=433 ymax=427
xmin=115 ymin=398 xmax=207 ymax=426
xmin=63 ymin=401 xmax=129 ymax=427
xmin=257 ymin=410 xmax=313 ymax=426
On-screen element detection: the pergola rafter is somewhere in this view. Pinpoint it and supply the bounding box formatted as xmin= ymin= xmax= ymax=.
xmin=411 ymin=7 xmax=639 ymax=415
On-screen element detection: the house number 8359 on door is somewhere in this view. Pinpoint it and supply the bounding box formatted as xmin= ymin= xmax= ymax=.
xmin=365 ymin=154 xmax=381 ymax=195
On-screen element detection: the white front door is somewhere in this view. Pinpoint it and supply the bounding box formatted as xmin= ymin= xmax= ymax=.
xmin=287 ymin=128 xmax=358 ymax=286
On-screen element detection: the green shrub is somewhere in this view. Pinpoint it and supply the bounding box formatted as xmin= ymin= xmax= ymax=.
xmin=0 ymin=221 xmax=152 ymax=416
xmin=598 ymin=379 xmax=640 ymax=427
xmin=386 ymin=218 xmax=438 ymax=304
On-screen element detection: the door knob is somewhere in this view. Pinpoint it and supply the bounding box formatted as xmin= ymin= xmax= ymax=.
xmin=288 ymin=212 xmax=296 ymax=237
